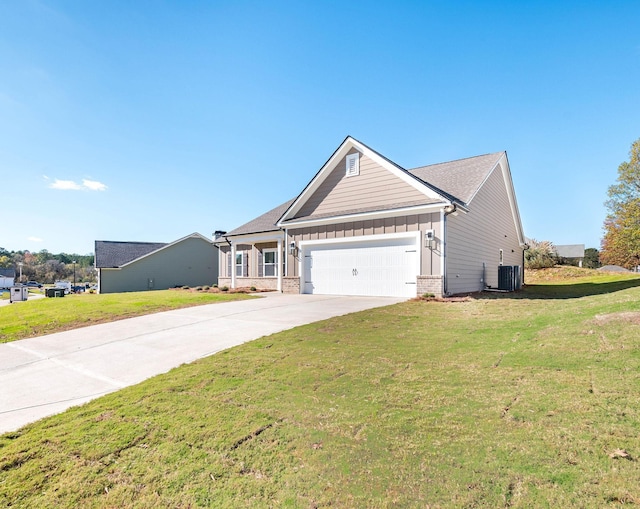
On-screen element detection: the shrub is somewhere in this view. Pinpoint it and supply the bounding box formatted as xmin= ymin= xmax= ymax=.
xmin=181 ymin=286 xmax=190 ymax=290
xmin=525 ymin=239 xmax=558 ymax=269
xmin=220 ymin=286 xmax=229 ymax=292
xmin=250 ymin=286 xmax=257 ymax=292
xmin=204 ymin=286 xmax=210 ymax=291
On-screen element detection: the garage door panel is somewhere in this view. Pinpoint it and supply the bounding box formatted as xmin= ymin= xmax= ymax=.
xmin=302 ymin=237 xmax=419 ymax=298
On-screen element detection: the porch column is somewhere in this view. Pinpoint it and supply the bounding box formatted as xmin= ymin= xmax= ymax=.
xmin=231 ymin=242 xmax=237 ymax=289
xmin=277 ymin=237 xmax=283 ymax=292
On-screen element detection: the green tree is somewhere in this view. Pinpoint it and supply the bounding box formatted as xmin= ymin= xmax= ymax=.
xmin=583 ymin=248 xmax=600 ymax=269
xmin=601 ymin=138 xmax=640 ymax=269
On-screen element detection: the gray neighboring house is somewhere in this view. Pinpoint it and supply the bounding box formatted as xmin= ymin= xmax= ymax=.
xmin=554 ymin=244 xmax=585 ymax=267
xmin=0 ymin=268 xmax=16 ymax=288
xmin=216 ymin=136 xmax=526 ymax=298
xmin=95 ymin=233 xmax=218 ymax=294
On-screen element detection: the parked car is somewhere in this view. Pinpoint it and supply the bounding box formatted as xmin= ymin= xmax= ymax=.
xmin=24 ymin=281 xmax=43 ymax=288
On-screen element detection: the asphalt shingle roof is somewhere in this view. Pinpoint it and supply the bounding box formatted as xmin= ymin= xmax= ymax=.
xmin=225 ymin=199 xmax=295 ymax=237
xmin=95 ymin=241 xmax=167 ymax=268
xmin=224 ymin=150 xmax=505 ymax=236
xmin=408 ymin=152 xmax=504 ymax=205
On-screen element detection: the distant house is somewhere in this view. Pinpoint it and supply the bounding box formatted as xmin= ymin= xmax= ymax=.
xmin=0 ymin=269 xmax=16 ymax=279
xmin=555 ymin=244 xmax=585 ymax=267
xmin=95 ymin=233 xmax=218 ymax=293
xmin=0 ymin=268 xmax=15 ymax=288
xmin=215 ymin=136 xmax=525 ymax=297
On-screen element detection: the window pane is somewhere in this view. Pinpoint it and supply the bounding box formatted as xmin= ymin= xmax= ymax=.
xmin=264 ymin=251 xmax=276 ymax=264
xmin=265 ymin=265 xmax=275 ymax=277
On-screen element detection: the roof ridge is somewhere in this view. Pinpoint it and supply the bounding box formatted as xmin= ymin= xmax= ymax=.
xmin=408 ymin=151 xmax=504 ymax=171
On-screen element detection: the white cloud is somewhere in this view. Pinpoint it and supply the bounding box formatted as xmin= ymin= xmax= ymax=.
xmin=49 ymin=178 xmax=108 ymax=191
xmin=28 ymin=236 xmax=44 ymax=243
xmin=82 ymin=179 xmax=107 ymax=191
xmin=50 ymin=179 xmax=82 ymax=190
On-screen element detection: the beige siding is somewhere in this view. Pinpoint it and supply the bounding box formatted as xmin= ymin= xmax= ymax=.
xmin=286 ymin=213 xmax=442 ymax=278
xmin=445 ymin=163 xmax=524 ymax=295
xmin=296 ymin=149 xmax=427 ymax=218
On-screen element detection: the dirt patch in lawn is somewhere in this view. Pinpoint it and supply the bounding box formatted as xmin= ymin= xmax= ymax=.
xmin=593 ymin=312 xmax=640 ymax=326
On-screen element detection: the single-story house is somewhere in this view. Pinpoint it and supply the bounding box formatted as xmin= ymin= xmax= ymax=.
xmin=95 ymin=233 xmax=218 ymax=293
xmin=554 ymin=244 xmax=585 ymax=267
xmin=215 ymin=136 xmax=525 ymax=298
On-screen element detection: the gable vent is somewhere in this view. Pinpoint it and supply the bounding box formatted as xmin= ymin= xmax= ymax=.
xmin=346 ymin=153 xmax=360 ymax=177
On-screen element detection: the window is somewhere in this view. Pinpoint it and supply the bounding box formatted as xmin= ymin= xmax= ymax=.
xmin=346 ymin=153 xmax=359 ymax=177
xmin=235 ymin=252 xmax=244 ymax=277
xmin=263 ymin=249 xmax=277 ymax=277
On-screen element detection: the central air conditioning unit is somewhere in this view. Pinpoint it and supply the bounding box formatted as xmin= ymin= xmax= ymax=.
xmin=498 ymin=265 xmax=522 ymax=291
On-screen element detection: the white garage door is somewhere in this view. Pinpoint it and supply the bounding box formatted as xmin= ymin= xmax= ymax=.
xmin=302 ymin=236 xmax=419 ymax=298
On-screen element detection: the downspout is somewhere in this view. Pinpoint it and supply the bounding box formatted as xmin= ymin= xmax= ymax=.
xmin=522 ymin=243 xmax=529 ymax=288
xmin=283 ymin=228 xmax=288 ymax=292
xmin=442 ymin=203 xmax=457 ymax=296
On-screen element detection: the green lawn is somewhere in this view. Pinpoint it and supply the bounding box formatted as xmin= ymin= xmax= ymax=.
xmin=0 ymin=289 xmax=253 ymax=343
xmin=2 ymin=271 xmax=640 ymax=507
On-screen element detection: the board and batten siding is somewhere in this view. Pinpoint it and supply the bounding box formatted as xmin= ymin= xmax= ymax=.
xmin=286 ymin=213 xmax=442 ymax=278
xmin=218 ymin=242 xmax=278 ymax=279
xmin=295 ymin=149 xmax=428 ymax=218
xmin=445 ymin=161 xmax=523 ymax=295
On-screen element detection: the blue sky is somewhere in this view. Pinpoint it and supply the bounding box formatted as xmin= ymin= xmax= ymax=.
xmin=1 ymin=1 xmax=639 ymax=255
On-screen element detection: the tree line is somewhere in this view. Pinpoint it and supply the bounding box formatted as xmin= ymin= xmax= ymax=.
xmin=0 ymin=248 xmax=96 ymax=284
xmin=601 ymin=138 xmax=640 ymax=270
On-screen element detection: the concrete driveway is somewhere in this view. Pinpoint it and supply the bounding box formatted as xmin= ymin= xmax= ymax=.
xmin=0 ymin=293 xmax=401 ymax=433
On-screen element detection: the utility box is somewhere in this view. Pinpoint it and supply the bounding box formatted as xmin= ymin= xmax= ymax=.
xmin=9 ymin=286 xmax=29 ymax=303
xmin=46 ymin=287 xmax=66 ymax=298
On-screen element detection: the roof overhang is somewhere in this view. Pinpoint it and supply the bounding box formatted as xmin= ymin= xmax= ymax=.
xmin=217 ymin=230 xmax=284 ymax=245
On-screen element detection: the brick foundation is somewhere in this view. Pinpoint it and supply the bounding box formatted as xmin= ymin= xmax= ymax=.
xmin=217 ymin=277 xmax=279 ymax=291
xmin=283 ymin=276 xmax=300 ymax=294
xmin=417 ymin=275 xmax=444 ymax=297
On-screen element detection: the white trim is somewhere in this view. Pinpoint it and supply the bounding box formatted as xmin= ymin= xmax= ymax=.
xmin=299 ymin=230 xmax=421 ymax=249
xmin=216 ymin=231 xmax=284 ymax=245
xmin=235 ymin=251 xmax=244 ymax=278
xmin=231 ymin=244 xmax=237 ymax=289
xmin=282 ymin=203 xmax=447 ymax=229
xmin=277 ymin=238 xmax=283 ymax=292
xmin=262 ymin=248 xmax=278 ymax=277
xmin=278 ymin=136 xmax=446 ymax=226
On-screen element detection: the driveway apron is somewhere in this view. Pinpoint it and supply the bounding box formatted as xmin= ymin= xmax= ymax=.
xmin=0 ymin=293 xmax=401 ymax=433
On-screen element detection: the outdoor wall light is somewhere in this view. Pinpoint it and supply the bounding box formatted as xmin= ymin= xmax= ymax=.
xmin=289 ymin=242 xmax=297 ymax=256
xmin=425 ymin=229 xmax=435 ymax=249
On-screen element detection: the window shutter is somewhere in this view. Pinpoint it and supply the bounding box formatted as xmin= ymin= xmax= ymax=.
xmin=244 ymin=251 xmax=249 ymax=277
xmin=227 ymin=251 xmax=231 ymax=277
xmin=258 ymin=251 xmax=263 ymax=277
